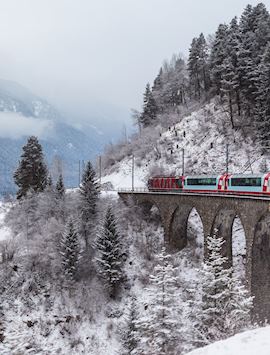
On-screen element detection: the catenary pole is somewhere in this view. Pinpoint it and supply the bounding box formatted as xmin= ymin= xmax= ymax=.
xmin=78 ymin=160 xmax=81 ymax=187
xmin=132 ymin=155 xmax=134 ymax=192
xmin=182 ymin=148 xmax=185 ymax=175
xmin=226 ymin=143 xmax=229 ymax=174
xmin=99 ymin=155 xmax=102 ymax=185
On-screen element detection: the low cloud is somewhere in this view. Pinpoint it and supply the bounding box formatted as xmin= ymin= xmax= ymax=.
xmin=0 ymin=112 xmax=53 ymax=139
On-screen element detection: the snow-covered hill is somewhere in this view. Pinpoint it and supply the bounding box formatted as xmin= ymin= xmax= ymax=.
xmin=186 ymin=326 xmax=270 ymax=355
xmin=102 ymin=99 xmax=265 ymax=190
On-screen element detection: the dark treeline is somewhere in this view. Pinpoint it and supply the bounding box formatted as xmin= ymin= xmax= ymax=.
xmin=140 ymin=3 xmax=270 ymax=149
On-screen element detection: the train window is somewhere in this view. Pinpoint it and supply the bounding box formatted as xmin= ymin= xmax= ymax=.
xmin=186 ymin=178 xmax=216 ymax=186
xmin=231 ymin=177 xmax=261 ymax=186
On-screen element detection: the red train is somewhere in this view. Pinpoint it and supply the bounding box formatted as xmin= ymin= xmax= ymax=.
xmin=148 ymin=173 xmax=270 ymax=195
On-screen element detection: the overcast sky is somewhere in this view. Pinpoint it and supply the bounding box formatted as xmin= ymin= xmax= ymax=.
xmin=0 ymin=0 xmax=269 ymax=123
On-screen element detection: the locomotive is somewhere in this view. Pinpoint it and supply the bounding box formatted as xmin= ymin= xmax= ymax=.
xmin=148 ymin=173 xmax=270 ymax=195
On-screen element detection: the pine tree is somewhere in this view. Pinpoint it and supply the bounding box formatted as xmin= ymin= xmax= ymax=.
xmin=95 ymin=207 xmax=125 ymax=298
xmin=14 ymin=136 xmax=48 ymax=199
xmin=47 ymin=175 xmax=53 ymax=189
xmin=140 ymin=83 xmax=158 ymax=127
xmin=79 ymin=161 xmax=100 ymax=250
xmin=220 ymin=17 xmax=242 ymax=123
xmin=189 ymin=231 xmax=253 ymax=346
xmin=199 ymin=234 xmax=233 ymax=343
xmin=188 ymin=33 xmax=210 ymax=100
xmin=137 ymin=249 xmax=180 ymax=355
xmin=254 ymin=43 xmax=270 ymax=149
xmin=209 ymin=24 xmax=229 ymax=95
xmin=238 ymin=4 xmax=270 ymax=118
xmin=54 ymin=173 xmax=66 ymax=221
xmin=55 ymin=174 xmax=65 ymax=199
xmin=188 ymin=37 xmax=201 ymax=99
xmin=229 ymin=275 xmax=253 ymax=334
xmin=60 ymin=219 xmax=81 ymax=281
xmin=121 ymin=295 xmax=140 ymax=355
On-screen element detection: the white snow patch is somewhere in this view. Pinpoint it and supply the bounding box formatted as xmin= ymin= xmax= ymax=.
xmin=186 ymin=326 xmax=270 ymax=355
xmin=101 ymin=158 xmax=147 ymax=190
xmin=0 ymin=202 xmax=11 ymax=241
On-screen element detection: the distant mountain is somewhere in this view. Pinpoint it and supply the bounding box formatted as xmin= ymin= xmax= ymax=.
xmin=0 ymin=79 xmax=106 ymax=194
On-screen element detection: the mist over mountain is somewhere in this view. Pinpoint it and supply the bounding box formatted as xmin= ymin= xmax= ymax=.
xmin=0 ymin=79 xmax=113 ymax=194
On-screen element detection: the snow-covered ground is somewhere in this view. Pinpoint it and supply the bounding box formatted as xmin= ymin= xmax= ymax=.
xmin=0 ymin=202 xmax=11 ymax=241
xmin=186 ymin=326 xmax=270 ymax=355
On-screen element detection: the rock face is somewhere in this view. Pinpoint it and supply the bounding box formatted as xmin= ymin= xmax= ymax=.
xmin=0 ymin=79 xmax=103 ymax=193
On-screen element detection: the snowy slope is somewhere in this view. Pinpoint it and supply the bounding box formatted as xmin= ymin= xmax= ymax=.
xmin=102 ymin=100 xmax=264 ymax=190
xmin=186 ymin=326 xmax=270 ymax=355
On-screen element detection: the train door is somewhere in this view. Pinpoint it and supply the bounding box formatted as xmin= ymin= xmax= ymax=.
xmin=218 ymin=174 xmax=229 ymax=191
xmin=263 ymin=173 xmax=270 ymax=193
xmin=176 ymin=176 xmax=183 ymax=189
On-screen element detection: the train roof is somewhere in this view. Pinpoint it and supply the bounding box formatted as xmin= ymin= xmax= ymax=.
xmin=150 ymin=176 xmax=178 ymax=178
xmin=184 ymin=175 xmax=221 ymax=178
xmin=229 ymin=174 xmax=268 ymax=178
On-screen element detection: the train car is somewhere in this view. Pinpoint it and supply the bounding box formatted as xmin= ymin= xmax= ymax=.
xmin=147 ymin=173 xmax=270 ymax=195
xmin=183 ymin=175 xmax=227 ymax=192
xmin=227 ymin=173 xmax=270 ymax=195
xmin=148 ymin=176 xmax=183 ymax=191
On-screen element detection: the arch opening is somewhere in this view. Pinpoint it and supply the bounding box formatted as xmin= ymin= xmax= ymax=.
xmin=210 ymin=208 xmax=236 ymax=266
xmin=134 ymin=199 xmax=165 ymax=257
xmin=186 ymin=207 xmax=204 ymax=261
xmin=232 ymin=216 xmax=246 ymax=281
xmin=169 ymin=205 xmax=204 ymax=253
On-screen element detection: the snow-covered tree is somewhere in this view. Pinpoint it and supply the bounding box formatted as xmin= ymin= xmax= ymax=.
xmin=136 ymin=248 xmax=181 ymax=355
xmin=228 ymin=275 xmax=253 ymax=334
xmin=47 ymin=175 xmax=53 ymax=190
xmin=95 ymin=207 xmax=125 ymax=298
xmin=189 ymin=231 xmax=253 ymax=346
xmin=254 ymin=43 xmax=270 ymax=148
xmin=120 ymin=295 xmax=140 ymax=355
xmin=55 ymin=174 xmax=65 ymax=199
xmin=188 ymin=33 xmax=210 ymax=100
xmin=14 ymin=136 xmax=48 ymax=199
xmin=79 ymin=161 xmax=100 ymax=250
xmin=209 ymin=24 xmax=229 ymax=95
xmin=60 ymin=219 xmax=81 ymax=281
xmin=140 ymin=83 xmax=158 ymax=127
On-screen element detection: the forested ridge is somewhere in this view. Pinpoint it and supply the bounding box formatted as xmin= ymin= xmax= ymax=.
xmin=138 ymin=3 xmax=270 ymax=148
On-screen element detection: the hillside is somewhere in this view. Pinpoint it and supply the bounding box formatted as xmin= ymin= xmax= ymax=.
xmin=102 ymin=99 xmax=265 ymax=191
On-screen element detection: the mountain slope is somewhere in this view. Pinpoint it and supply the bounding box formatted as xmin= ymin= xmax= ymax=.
xmin=0 ymin=79 xmax=105 ymax=194
xmin=101 ymin=99 xmax=265 ymax=190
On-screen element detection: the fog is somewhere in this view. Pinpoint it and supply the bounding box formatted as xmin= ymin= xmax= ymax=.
xmin=0 ymin=112 xmax=53 ymax=139
xmin=0 ymin=0 xmax=269 ymax=125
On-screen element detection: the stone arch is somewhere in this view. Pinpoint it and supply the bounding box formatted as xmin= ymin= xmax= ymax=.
xmin=252 ymin=212 xmax=270 ymax=322
xmin=134 ymin=197 xmax=163 ymax=223
xmin=168 ymin=204 xmax=197 ymax=251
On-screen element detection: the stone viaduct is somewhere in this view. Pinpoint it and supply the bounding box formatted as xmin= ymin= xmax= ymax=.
xmin=119 ymin=191 xmax=270 ymax=322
